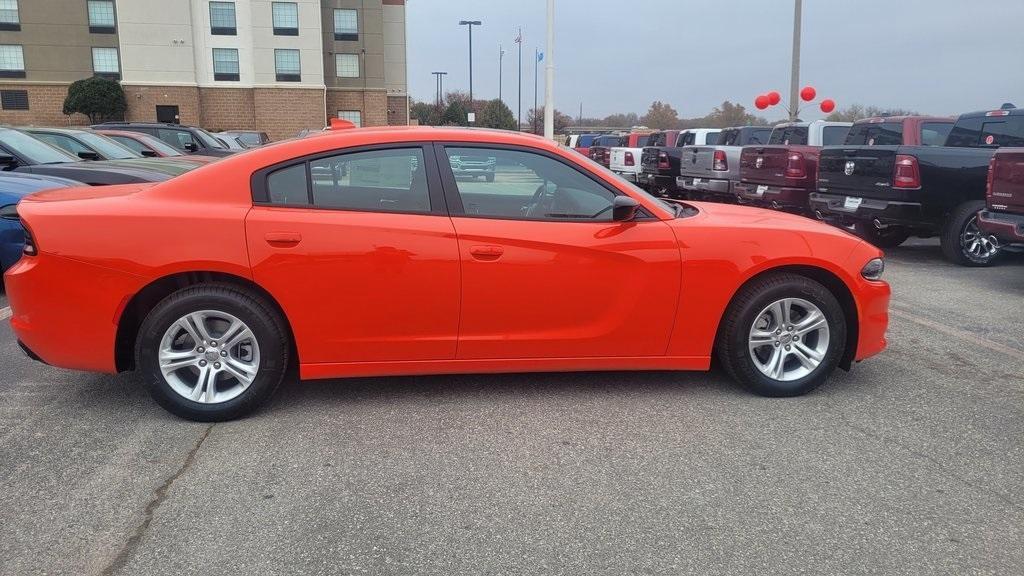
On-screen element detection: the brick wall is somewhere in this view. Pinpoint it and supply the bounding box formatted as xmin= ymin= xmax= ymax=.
xmin=122 ymin=85 xmax=201 ymax=125
xmin=0 ymin=83 xmax=90 ymax=126
xmin=199 ymin=88 xmax=256 ymax=133
xmin=387 ymin=95 xmax=409 ymax=126
xmin=326 ymin=89 xmax=389 ymax=127
xmin=253 ymin=88 xmax=325 ymax=141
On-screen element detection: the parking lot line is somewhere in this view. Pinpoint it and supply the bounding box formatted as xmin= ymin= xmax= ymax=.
xmin=0 ymin=306 xmax=10 ymax=321
xmin=890 ymin=306 xmax=1024 ymax=360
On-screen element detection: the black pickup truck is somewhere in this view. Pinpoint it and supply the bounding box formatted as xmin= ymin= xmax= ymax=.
xmin=811 ymin=105 xmax=1024 ymax=265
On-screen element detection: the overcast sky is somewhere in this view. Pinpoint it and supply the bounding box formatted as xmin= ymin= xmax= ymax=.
xmin=407 ymin=0 xmax=1024 ymax=122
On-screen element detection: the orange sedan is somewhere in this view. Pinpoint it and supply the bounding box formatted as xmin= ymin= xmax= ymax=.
xmin=4 ymin=126 xmax=890 ymax=421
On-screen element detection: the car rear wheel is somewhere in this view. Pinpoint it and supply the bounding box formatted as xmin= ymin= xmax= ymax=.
xmin=852 ymin=221 xmax=910 ymax=249
xmin=941 ymin=200 xmax=1000 ymax=266
xmin=136 ymin=284 xmax=290 ymax=421
xmin=716 ymin=273 xmax=847 ymax=397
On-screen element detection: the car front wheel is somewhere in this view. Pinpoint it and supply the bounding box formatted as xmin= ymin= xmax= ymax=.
xmin=136 ymin=284 xmax=290 ymax=421
xmin=717 ymin=273 xmax=847 ymax=397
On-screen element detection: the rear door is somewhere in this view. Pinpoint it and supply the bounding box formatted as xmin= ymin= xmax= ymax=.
xmin=436 ymin=143 xmax=681 ymax=360
xmin=245 ymin=144 xmax=461 ymax=364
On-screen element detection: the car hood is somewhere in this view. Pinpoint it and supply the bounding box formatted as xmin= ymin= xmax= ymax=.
xmin=672 ymin=200 xmax=860 ymax=239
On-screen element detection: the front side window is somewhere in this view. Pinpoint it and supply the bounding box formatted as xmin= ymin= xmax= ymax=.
xmin=0 ymin=0 xmax=19 ymax=29
xmin=33 ymin=133 xmax=93 ymax=157
xmin=337 ymin=110 xmax=361 ymax=127
xmin=91 ymin=47 xmax=120 ymax=79
xmin=212 ymin=48 xmax=240 ymax=81
xmin=274 ymin=49 xmax=300 ymax=82
xmin=87 ymin=0 xmax=115 ymax=32
xmin=0 ymin=44 xmax=24 ymax=78
xmin=335 ymin=53 xmax=359 ymax=78
xmin=444 ymin=147 xmax=618 ymax=221
xmin=271 ymin=2 xmax=298 ymax=35
xmin=209 ymin=1 xmax=236 ymax=35
xmin=157 ymin=128 xmax=198 ymax=150
xmin=334 ymin=9 xmax=358 ymax=40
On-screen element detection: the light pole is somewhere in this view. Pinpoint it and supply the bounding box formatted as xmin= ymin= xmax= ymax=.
xmin=788 ymin=0 xmax=802 ymax=121
xmin=543 ymin=0 xmax=555 ymax=139
xmin=431 ymin=71 xmax=447 ymax=106
xmin=459 ymin=20 xmax=482 ymax=120
xmin=498 ymin=45 xmax=505 ymax=104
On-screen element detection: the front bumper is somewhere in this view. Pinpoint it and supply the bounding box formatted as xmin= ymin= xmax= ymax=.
xmin=977 ymin=209 xmax=1024 ymax=245
xmin=734 ymin=182 xmax=812 ymax=211
xmin=809 ymin=192 xmax=929 ymax=229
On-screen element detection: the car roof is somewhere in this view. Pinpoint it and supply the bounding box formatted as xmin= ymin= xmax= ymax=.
xmin=21 ymin=126 xmax=91 ymax=135
xmin=95 ymin=122 xmax=200 ymax=129
xmin=958 ymin=107 xmax=1022 ymax=119
xmin=852 ymin=115 xmax=955 ymax=124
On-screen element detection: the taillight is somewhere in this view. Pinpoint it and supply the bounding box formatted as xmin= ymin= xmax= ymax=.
xmin=986 ymin=156 xmax=995 ymax=197
xmin=713 ymin=150 xmax=727 ymax=172
xmin=893 ymin=154 xmax=921 ymax=189
xmin=657 ymin=152 xmax=670 ymax=170
xmin=22 ymin=226 xmax=36 ymax=256
xmin=784 ymin=152 xmax=806 ymax=179
xmin=603 ymin=149 xmax=610 ymax=164
xmin=625 ymin=151 xmax=635 ymax=166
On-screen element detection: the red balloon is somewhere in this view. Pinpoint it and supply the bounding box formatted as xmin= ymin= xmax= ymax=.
xmin=767 ymin=91 xmax=781 ymax=106
xmin=800 ymin=85 xmax=816 ymax=102
xmin=754 ymin=95 xmax=770 ymax=110
xmin=820 ymin=99 xmax=836 ymax=113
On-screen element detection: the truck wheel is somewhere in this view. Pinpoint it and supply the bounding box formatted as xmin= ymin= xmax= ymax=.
xmin=136 ymin=283 xmax=291 ymax=421
xmin=485 ymin=173 xmax=495 ymax=182
xmin=716 ymin=273 xmax=846 ymax=397
xmin=852 ymin=222 xmax=910 ymax=249
xmin=941 ymin=200 xmax=1000 ymax=266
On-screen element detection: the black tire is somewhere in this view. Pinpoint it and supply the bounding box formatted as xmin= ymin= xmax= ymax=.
xmin=940 ymin=200 xmax=1000 ymax=266
xmin=716 ymin=273 xmax=847 ymax=397
xmin=852 ymin=221 xmax=910 ymax=249
xmin=136 ymin=283 xmax=290 ymax=421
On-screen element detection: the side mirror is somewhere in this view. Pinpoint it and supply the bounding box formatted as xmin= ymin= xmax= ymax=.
xmin=139 ymin=149 xmax=158 ymax=157
xmin=0 ymin=154 xmax=18 ymax=168
xmin=612 ymin=195 xmax=640 ymax=222
xmin=184 ymin=142 xmax=199 ymax=153
xmin=77 ymin=151 xmax=101 ymax=161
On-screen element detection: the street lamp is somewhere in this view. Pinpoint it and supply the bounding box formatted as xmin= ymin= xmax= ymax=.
xmin=459 ymin=20 xmax=482 ymax=120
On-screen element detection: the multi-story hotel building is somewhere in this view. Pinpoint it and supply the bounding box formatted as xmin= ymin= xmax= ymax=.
xmin=0 ymin=0 xmax=408 ymax=140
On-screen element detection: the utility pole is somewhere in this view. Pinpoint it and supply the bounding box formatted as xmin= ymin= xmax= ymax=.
xmin=431 ymin=71 xmax=447 ymax=106
xmin=498 ymin=45 xmax=504 ymax=103
xmin=788 ymin=0 xmax=802 ymax=121
xmin=533 ymin=48 xmax=539 ymax=134
xmin=459 ymin=20 xmax=482 ymax=121
xmin=543 ymin=0 xmax=555 ymax=139
xmin=516 ymin=27 xmax=522 ymax=130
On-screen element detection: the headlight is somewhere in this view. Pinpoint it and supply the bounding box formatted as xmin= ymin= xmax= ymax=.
xmin=861 ymin=257 xmax=885 ymax=281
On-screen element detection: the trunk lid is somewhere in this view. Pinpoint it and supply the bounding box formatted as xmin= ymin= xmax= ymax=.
xmin=817 ymin=146 xmax=898 ymax=194
xmin=22 ymin=183 xmax=155 ymax=203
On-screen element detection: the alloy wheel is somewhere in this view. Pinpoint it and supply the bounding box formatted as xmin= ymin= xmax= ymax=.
xmin=960 ymin=216 xmax=1000 ymax=262
xmin=748 ymin=297 xmax=830 ymax=382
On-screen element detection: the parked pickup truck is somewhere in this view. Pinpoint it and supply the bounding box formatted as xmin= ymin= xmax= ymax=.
xmin=810 ymin=106 xmax=1023 ymax=265
xmin=976 ymin=147 xmax=1024 ymax=257
xmin=587 ymin=134 xmax=625 ymax=168
xmin=572 ymin=133 xmax=600 ymax=157
xmin=639 ymin=129 xmax=720 ymax=197
xmin=608 ymin=132 xmax=654 ymax=183
xmin=734 ymin=120 xmax=852 ymax=212
xmin=676 ymin=126 xmax=772 ymax=202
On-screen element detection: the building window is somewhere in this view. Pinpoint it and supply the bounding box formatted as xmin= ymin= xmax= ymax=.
xmin=271 ymin=2 xmax=298 ymax=36
xmin=333 ymin=9 xmax=357 ymax=41
xmin=337 ymin=110 xmax=361 ymax=127
xmin=1 ymin=89 xmax=28 ymax=110
xmin=92 ymin=47 xmax=120 ymax=80
xmin=335 ymin=53 xmax=359 ymax=78
xmin=209 ymin=1 xmax=236 ymax=35
xmin=212 ymin=48 xmax=239 ymax=81
xmin=274 ymin=49 xmax=300 ymax=82
xmin=87 ymin=0 xmax=116 ymax=34
xmin=0 ymin=45 xmax=25 ymax=78
xmin=0 ymin=0 xmax=19 ymax=31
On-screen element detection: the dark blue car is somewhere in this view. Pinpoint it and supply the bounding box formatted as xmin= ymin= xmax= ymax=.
xmin=0 ymin=173 xmax=77 ymax=274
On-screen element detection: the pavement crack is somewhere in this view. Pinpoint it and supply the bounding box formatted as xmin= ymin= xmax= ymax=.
xmin=99 ymin=424 xmax=214 ymax=576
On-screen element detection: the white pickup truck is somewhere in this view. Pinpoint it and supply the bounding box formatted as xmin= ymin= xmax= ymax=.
xmin=608 ymin=132 xmax=654 ymax=183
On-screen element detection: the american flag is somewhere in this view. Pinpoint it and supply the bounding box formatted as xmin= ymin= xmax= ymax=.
xmin=514 ymin=29 xmax=522 ymax=43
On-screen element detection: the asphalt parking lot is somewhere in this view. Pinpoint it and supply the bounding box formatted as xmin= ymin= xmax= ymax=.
xmin=0 ymin=239 xmax=1021 ymax=576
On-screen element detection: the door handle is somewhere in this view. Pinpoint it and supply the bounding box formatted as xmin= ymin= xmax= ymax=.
xmin=469 ymin=245 xmax=504 ymax=260
xmin=265 ymin=232 xmax=302 ymax=247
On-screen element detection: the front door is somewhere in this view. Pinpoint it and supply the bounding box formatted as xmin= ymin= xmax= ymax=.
xmin=156 ymin=105 xmax=179 ymax=124
xmin=436 ymin=144 xmax=682 ymax=360
xmin=245 ymin=144 xmax=461 ymax=365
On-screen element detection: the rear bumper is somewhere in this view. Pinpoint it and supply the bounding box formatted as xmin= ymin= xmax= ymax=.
xmin=735 ymin=182 xmax=811 ymax=210
xmin=637 ymin=171 xmax=678 ymax=190
xmin=4 ymin=252 xmax=144 ymax=373
xmin=676 ymin=176 xmax=731 ymax=194
xmin=809 ymin=192 xmax=930 ymax=228
xmin=977 ymin=209 xmax=1024 ymax=245
xmin=612 ymin=169 xmax=639 ymax=183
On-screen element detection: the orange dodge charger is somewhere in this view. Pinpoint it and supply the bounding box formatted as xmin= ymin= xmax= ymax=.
xmin=4 ymin=126 xmax=890 ymax=421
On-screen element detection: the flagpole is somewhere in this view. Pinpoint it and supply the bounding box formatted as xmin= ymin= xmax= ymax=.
xmin=516 ymin=28 xmax=522 ymax=131
xmin=498 ymin=45 xmax=503 ymax=104
xmin=533 ymin=48 xmax=539 ymax=134
xmin=544 ymin=0 xmax=554 ymax=139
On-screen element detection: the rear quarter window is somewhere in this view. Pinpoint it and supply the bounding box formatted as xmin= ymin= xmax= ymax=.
xmin=845 ymin=123 xmax=903 ymax=146
xmin=704 ymin=132 xmax=720 ymax=145
xmin=920 ymin=122 xmax=953 ymax=146
xmin=822 ymin=126 xmax=850 ymax=146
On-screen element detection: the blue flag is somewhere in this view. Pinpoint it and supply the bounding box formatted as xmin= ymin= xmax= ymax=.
xmin=537 ymin=51 xmax=544 ymax=62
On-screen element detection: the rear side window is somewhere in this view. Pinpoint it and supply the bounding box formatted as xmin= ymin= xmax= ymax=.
xmin=769 ymin=126 xmax=808 ymax=145
xmin=648 ymin=133 xmax=667 ymax=146
xmin=677 ymin=133 xmax=695 ymax=146
xmin=920 ymin=122 xmax=953 ymax=146
xmin=942 ymin=116 xmax=1024 ymax=147
xmin=267 ymin=163 xmax=309 ymax=205
xmin=718 ymin=129 xmax=740 ymax=146
xmin=704 ymin=132 xmax=720 ymax=145
xmin=822 ymin=126 xmax=849 ymax=146
xmin=310 ymin=148 xmax=429 ymax=213
xmin=845 ymin=123 xmax=903 ymax=146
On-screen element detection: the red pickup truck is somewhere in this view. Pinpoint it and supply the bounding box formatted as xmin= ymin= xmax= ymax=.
xmin=977 ymin=147 xmax=1024 ymax=253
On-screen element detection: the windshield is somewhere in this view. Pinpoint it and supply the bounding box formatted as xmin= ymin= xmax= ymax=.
xmin=194 ymin=128 xmax=228 ymax=149
xmin=76 ymin=132 xmax=141 ymax=159
xmin=0 ymin=129 xmax=78 ymax=164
